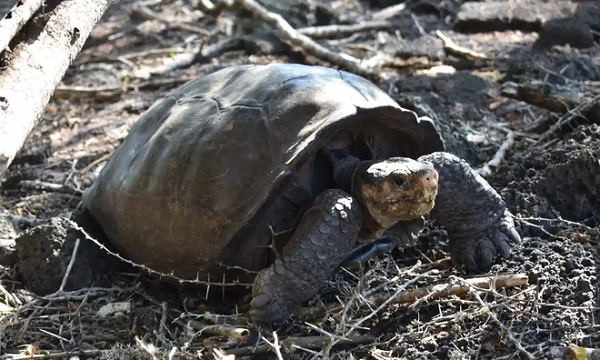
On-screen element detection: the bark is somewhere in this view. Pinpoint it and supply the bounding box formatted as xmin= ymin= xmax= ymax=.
xmin=0 ymin=0 xmax=113 ymax=177
xmin=0 ymin=0 xmax=45 ymax=52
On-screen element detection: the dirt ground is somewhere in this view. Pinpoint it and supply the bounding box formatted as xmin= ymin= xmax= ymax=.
xmin=1 ymin=0 xmax=600 ymax=359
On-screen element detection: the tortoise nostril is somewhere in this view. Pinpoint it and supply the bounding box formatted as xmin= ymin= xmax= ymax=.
xmin=420 ymin=172 xmax=438 ymax=190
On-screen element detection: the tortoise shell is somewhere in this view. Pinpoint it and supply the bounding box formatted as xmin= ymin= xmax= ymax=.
xmin=82 ymin=63 xmax=444 ymax=282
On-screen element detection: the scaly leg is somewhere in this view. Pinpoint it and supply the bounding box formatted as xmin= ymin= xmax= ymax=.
xmin=250 ymin=188 xmax=362 ymax=322
xmin=417 ymin=152 xmax=521 ymax=273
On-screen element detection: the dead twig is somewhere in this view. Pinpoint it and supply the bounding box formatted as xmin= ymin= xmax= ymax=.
xmin=57 ymin=238 xmax=80 ymax=293
xmin=262 ymin=331 xmax=284 ymax=360
xmin=212 ymin=349 xmax=235 ymax=360
xmin=135 ymin=336 xmax=160 ymax=360
xmin=233 ymin=0 xmax=373 ymax=77
xmin=371 ymin=3 xmax=406 ymax=20
xmin=518 ymin=215 xmax=598 ymax=233
xmin=0 ymin=0 xmax=45 ymax=52
xmin=296 ymin=273 xmax=529 ymax=321
xmin=53 ymin=77 xmax=197 ymax=102
xmin=224 ymin=335 xmax=376 ymax=356
xmin=52 ymin=84 xmax=126 ymax=101
xmin=60 ymin=217 xmax=252 ymax=287
xmin=336 ymin=269 xmax=436 ymax=344
xmin=131 ymin=6 xmax=211 ymax=37
xmin=501 ymin=80 xmax=586 ymax=113
xmin=531 ymin=93 xmax=600 ymax=147
xmin=477 ymin=131 xmax=515 ymax=177
xmin=18 ymin=180 xmax=81 ymax=195
xmin=78 ymin=153 xmax=112 ymax=175
xmin=197 ymin=0 xmax=217 ymax=14
xmin=0 ymin=349 xmax=106 ymax=360
xmin=176 ymin=319 xmax=250 ymax=339
xmin=458 ymin=276 xmax=535 ymax=359
xmin=297 ymin=21 xmax=393 ymax=39
xmin=435 ymin=30 xmax=489 ymax=60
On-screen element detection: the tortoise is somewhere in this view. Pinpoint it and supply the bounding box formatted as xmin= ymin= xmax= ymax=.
xmin=56 ymin=64 xmax=522 ymax=322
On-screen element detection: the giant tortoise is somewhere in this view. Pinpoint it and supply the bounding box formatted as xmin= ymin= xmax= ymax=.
xmin=29 ymin=63 xmax=522 ymax=322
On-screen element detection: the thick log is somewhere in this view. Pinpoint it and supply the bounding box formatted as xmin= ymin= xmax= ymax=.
xmin=0 ymin=0 xmax=113 ymax=177
xmin=0 ymin=0 xmax=45 ymax=52
xmin=454 ymin=0 xmax=577 ymax=33
xmin=0 ymin=0 xmax=16 ymax=19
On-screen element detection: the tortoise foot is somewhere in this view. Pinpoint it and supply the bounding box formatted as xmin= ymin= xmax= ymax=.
xmin=448 ymin=208 xmax=520 ymax=272
xmin=249 ymin=189 xmax=361 ymax=322
xmin=417 ymin=152 xmax=521 ymax=273
xmin=15 ymin=206 xmax=125 ymax=295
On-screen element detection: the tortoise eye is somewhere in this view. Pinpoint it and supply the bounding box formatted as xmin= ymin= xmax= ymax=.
xmin=392 ymin=177 xmax=406 ymax=187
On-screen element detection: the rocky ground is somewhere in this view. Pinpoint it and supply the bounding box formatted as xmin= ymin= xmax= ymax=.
xmin=0 ymin=0 xmax=599 ymax=359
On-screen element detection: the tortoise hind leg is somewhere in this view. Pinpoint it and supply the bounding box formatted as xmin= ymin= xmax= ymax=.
xmin=15 ymin=204 xmax=127 ymax=295
xmin=249 ymin=188 xmax=362 ymax=323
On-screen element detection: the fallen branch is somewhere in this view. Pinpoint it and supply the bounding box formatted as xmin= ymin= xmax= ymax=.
xmin=18 ymin=180 xmax=81 ymax=195
xmin=52 ymin=77 xmax=197 ymax=102
xmin=233 ymin=0 xmax=373 ymax=77
xmin=0 ymin=0 xmax=45 ymax=52
xmin=501 ymin=80 xmax=587 ymax=114
xmin=477 ymin=131 xmax=515 ymax=177
xmin=0 ymin=349 xmax=106 ymax=360
xmin=131 ymin=5 xmax=211 ymax=37
xmin=435 ymin=30 xmax=489 ymax=60
xmin=297 ymin=21 xmax=393 ymax=39
xmin=295 ymin=273 xmax=529 ymax=320
xmin=176 ymin=319 xmax=250 ymax=339
xmin=0 ymin=0 xmax=113 ymax=177
xmin=532 ymin=93 xmax=600 ymax=147
xmin=52 ymin=84 xmax=126 ymax=101
xmin=224 ymin=335 xmax=376 ymax=356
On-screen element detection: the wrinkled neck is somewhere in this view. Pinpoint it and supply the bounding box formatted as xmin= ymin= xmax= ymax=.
xmin=332 ymin=155 xmax=362 ymax=195
xmin=330 ymin=155 xmax=386 ymax=239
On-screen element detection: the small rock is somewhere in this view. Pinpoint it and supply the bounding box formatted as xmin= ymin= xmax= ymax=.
xmin=536 ymin=18 xmax=595 ymax=49
xmin=420 ymin=65 xmax=457 ymax=77
xmin=420 ymin=335 xmax=438 ymax=352
xmin=97 ymin=301 xmax=132 ymax=317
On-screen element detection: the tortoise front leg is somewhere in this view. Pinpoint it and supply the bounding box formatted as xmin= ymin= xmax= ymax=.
xmin=250 ymin=188 xmax=362 ymax=323
xmin=417 ymin=152 xmax=521 ymax=273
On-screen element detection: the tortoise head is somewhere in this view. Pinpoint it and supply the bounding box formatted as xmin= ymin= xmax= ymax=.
xmin=354 ymin=157 xmax=439 ymax=229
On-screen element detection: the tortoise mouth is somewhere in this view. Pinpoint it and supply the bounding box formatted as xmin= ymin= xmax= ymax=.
xmin=388 ymin=196 xmax=436 ymax=218
xmin=380 ymin=194 xmax=436 ymax=207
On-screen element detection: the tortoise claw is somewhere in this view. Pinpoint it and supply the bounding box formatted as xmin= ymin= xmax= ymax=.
xmin=450 ymin=209 xmax=520 ymax=273
xmin=249 ymin=273 xmax=292 ymax=323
